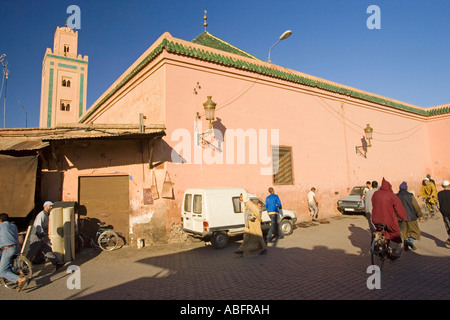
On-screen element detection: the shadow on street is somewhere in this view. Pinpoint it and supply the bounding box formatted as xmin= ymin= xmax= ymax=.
xmin=72 ymin=225 xmax=450 ymax=300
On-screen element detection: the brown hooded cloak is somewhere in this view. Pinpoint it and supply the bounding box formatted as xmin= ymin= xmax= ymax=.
xmin=238 ymin=195 xmax=267 ymax=253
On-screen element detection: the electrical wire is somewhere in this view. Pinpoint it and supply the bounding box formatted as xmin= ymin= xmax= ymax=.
xmin=313 ymin=95 xmax=425 ymax=142
xmin=195 ymin=58 xmax=427 ymax=143
xmin=196 ymin=71 xmax=263 ymax=118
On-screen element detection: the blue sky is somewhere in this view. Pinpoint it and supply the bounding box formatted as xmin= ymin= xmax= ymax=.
xmin=1 ymin=0 xmax=449 ymax=128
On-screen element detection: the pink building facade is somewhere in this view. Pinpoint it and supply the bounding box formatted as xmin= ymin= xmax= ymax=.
xmin=71 ymin=31 xmax=450 ymax=244
xmin=3 ymin=28 xmax=448 ymax=245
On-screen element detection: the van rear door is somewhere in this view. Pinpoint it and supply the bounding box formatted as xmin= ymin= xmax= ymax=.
xmin=182 ymin=192 xmax=204 ymax=235
xmin=182 ymin=193 xmax=193 ymax=231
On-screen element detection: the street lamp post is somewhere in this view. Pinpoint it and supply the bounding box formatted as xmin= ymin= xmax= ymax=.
xmin=268 ymin=30 xmax=293 ymax=63
xmin=1 ymin=54 xmax=8 ymax=128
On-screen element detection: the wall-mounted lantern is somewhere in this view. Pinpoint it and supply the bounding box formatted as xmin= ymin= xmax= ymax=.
xmin=364 ymin=124 xmax=373 ymax=147
xmin=356 ymin=124 xmax=373 ymax=156
xmin=202 ymin=96 xmax=216 ymax=129
xmin=195 ymin=96 xmax=217 ymax=147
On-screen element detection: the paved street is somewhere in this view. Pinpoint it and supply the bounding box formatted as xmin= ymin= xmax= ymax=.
xmin=2 ymin=214 xmax=450 ymax=302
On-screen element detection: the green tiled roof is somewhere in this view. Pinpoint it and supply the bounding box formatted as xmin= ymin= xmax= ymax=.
xmin=191 ymin=31 xmax=261 ymax=60
xmin=80 ymin=35 xmax=449 ymax=122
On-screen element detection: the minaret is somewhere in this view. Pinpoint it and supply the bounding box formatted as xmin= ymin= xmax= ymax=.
xmin=39 ymin=25 xmax=88 ymax=128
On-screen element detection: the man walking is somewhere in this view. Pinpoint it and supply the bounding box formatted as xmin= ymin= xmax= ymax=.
xmin=235 ymin=193 xmax=267 ymax=256
xmin=364 ymin=181 xmax=378 ymax=233
xmin=265 ymin=187 xmax=283 ymax=242
xmin=307 ymin=187 xmax=319 ymax=221
xmin=438 ymin=180 xmax=450 ymax=248
xmin=26 ymin=201 xmax=64 ymax=271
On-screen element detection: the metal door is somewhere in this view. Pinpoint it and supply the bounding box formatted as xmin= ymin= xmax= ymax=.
xmin=78 ymin=175 xmax=130 ymax=242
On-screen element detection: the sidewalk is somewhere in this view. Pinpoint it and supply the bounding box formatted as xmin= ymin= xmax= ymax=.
xmin=1 ymin=214 xmax=449 ymax=300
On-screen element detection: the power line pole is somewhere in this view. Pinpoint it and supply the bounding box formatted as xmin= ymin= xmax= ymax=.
xmin=3 ymin=69 xmax=8 ymax=128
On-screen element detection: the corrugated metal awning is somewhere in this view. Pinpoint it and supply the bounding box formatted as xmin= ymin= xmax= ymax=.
xmin=0 ymin=138 xmax=49 ymax=151
xmin=0 ymin=124 xmax=165 ymax=151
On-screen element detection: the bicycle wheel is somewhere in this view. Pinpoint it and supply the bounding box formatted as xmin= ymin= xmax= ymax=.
xmin=421 ymin=203 xmax=430 ymax=221
xmin=431 ymin=208 xmax=440 ymax=220
xmin=370 ymin=237 xmax=386 ymax=270
xmin=0 ymin=255 xmax=33 ymax=290
xmin=97 ymin=230 xmax=119 ymax=251
xmin=90 ymin=237 xmax=100 ymax=250
xmin=75 ymin=234 xmax=84 ymax=252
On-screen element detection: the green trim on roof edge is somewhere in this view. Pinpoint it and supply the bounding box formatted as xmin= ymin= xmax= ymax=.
xmin=80 ymin=36 xmax=448 ymax=122
xmin=191 ymin=31 xmax=261 ymax=61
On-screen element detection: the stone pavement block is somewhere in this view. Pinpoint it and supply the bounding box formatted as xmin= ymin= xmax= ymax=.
xmin=1 ymin=214 xmax=449 ymax=301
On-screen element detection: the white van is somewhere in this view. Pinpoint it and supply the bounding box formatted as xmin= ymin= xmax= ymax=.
xmin=181 ymin=188 xmax=297 ymax=249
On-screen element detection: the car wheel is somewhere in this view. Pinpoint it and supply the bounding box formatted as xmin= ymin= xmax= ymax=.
xmin=211 ymin=231 xmax=229 ymax=249
xmin=280 ymin=219 xmax=293 ymax=236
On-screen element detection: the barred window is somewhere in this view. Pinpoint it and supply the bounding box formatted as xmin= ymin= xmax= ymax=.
xmin=272 ymin=146 xmax=294 ymax=185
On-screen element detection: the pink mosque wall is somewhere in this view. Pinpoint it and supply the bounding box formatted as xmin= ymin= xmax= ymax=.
xmin=70 ymin=34 xmax=450 ymax=243
xmin=162 ymin=54 xmax=444 ymax=219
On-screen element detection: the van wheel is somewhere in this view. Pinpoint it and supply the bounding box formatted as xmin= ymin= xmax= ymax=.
xmin=280 ymin=219 xmax=293 ymax=236
xmin=211 ymin=232 xmax=229 ymax=249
